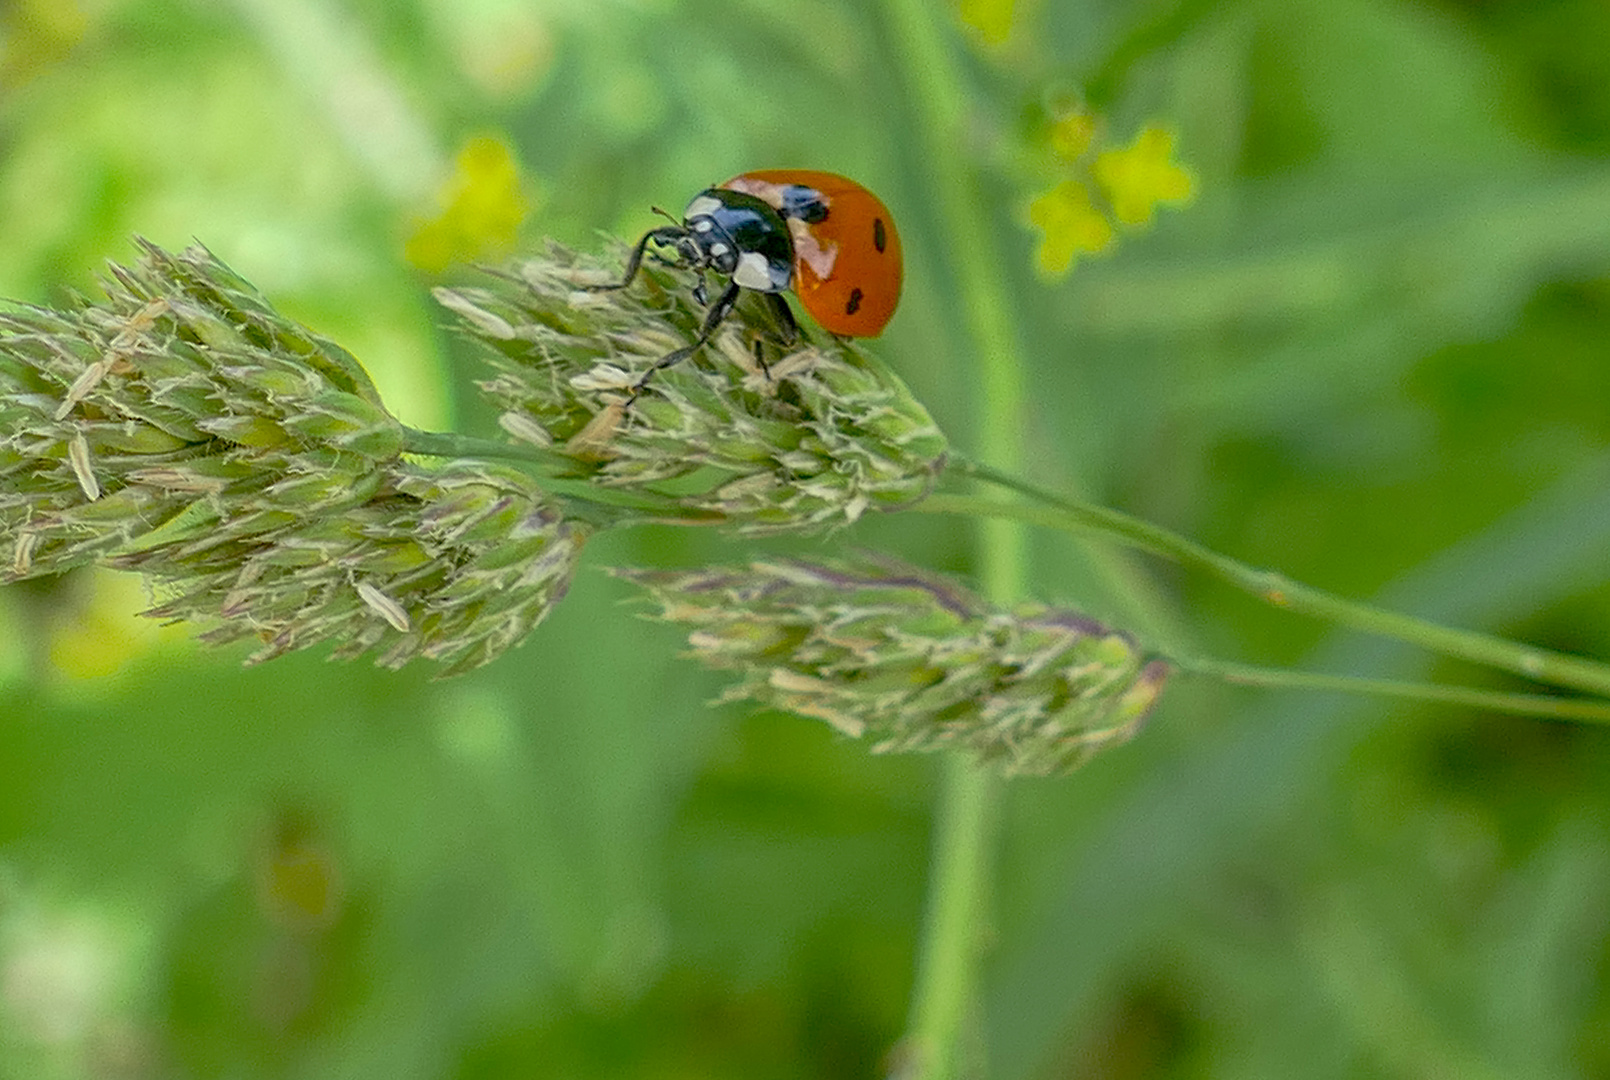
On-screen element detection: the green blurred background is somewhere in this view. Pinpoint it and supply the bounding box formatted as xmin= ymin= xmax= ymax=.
xmin=4 ymin=0 xmax=1610 ymax=1077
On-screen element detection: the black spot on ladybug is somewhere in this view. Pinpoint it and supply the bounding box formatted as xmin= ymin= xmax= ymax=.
xmin=873 ymin=217 xmax=887 ymax=253
xmin=846 ymin=288 xmax=864 ymax=316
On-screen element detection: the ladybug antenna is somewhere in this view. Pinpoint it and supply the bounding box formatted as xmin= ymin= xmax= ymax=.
xmin=650 ymin=206 xmax=680 ymax=226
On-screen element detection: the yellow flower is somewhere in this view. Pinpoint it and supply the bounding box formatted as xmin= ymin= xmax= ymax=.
xmin=1092 ymin=125 xmax=1195 ymax=226
xmin=959 ymin=0 xmax=1015 ymax=44
xmin=406 ymin=135 xmax=533 ymax=272
xmin=1049 ymin=110 xmax=1097 ymax=163
xmin=0 ymin=0 xmax=88 ymax=86
xmin=1027 ymin=181 xmax=1114 ymax=276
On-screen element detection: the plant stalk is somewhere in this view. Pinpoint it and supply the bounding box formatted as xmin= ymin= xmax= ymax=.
xmin=878 ymin=0 xmax=1018 ymax=1075
xmin=400 ymin=425 xmax=730 ymax=526
xmin=928 ymin=470 xmax=1610 ymax=701
xmin=1177 ymin=658 xmax=1610 ymax=724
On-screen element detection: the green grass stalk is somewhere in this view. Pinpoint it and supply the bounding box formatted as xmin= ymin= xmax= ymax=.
xmin=929 ymin=467 xmax=1610 ymax=702
xmin=877 ymin=1 xmax=1019 ymax=1075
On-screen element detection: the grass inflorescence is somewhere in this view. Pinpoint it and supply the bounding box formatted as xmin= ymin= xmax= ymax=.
xmin=616 ymin=557 xmax=1167 ymax=775
xmin=0 ymin=237 xmax=1171 ymax=772
xmin=0 ymin=242 xmax=584 ymax=675
xmin=438 ymin=242 xmax=949 ymax=532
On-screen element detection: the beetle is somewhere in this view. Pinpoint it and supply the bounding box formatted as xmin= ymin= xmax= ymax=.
xmin=593 ymin=169 xmax=902 ymax=394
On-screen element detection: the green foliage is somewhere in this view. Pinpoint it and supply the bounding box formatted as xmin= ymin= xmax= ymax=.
xmin=4 ymin=0 xmax=1610 ymax=1078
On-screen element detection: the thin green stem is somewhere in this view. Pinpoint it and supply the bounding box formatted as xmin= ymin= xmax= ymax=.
xmin=401 ymin=425 xmax=569 ymax=467
xmin=399 ymin=425 xmax=728 ymax=526
xmin=905 ymin=754 xmax=996 ymax=1078
xmin=877 ymin=0 xmax=1014 ymax=1076
xmin=928 ymin=469 xmax=1610 ymax=701
xmin=1176 ymin=657 xmax=1610 ymax=724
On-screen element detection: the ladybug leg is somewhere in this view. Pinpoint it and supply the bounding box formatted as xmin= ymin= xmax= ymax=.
xmin=732 ymin=293 xmax=797 ymax=382
xmin=763 ymin=292 xmax=799 ymax=344
xmin=589 ymin=225 xmax=687 ymax=291
xmin=631 ymin=279 xmax=742 ymax=395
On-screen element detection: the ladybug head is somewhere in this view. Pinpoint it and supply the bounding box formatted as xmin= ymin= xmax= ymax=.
xmin=639 ymin=206 xmax=713 ymax=273
xmin=675 ymin=188 xmax=795 ymax=294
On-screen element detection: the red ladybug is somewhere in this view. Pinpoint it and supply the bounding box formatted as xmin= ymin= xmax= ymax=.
xmin=596 ymin=169 xmax=903 ymax=392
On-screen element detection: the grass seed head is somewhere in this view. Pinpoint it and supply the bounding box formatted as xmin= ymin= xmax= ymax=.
xmin=616 ymin=557 xmax=1169 ymax=775
xmin=441 ymin=243 xmax=949 ymax=534
xmin=1 ymin=242 xmax=585 ymax=674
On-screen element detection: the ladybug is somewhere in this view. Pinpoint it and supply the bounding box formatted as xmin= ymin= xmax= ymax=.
xmin=595 ymin=169 xmax=902 ymax=392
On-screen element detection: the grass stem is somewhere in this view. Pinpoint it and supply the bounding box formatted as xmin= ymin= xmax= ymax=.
xmin=930 ymin=467 xmax=1610 ymax=702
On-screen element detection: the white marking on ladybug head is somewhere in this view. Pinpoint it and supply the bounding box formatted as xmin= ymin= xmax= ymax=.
xmin=685 ymin=195 xmax=723 ymax=219
xmin=733 ymin=251 xmax=776 ymax=291
xmin=707 ymin=241 xmax=730 ymax=258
